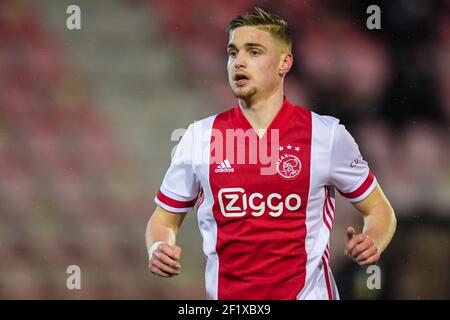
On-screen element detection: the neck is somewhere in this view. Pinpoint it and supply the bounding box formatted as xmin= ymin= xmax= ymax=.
xmin=238 ymin=86 xmax=285 ymax=132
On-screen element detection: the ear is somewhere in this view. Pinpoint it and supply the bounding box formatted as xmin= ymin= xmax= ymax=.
xmin=279 ymin=53 xmax=293 ymax=76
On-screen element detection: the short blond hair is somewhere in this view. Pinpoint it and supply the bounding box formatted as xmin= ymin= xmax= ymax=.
xmin=227 ymin=7 xmax=292 ymax=52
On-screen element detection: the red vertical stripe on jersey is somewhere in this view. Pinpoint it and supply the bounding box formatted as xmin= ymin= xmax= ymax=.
xmin=324 ymin=198 xmax=333 ymax=223
xmin=209 ymin=99 xmax=312 ymax=299
xmin=197 ymin=190 xmax=205 ymax=209
xmin=326 ymin=186 xmax=335 ymax=212
xmin=322 ymin=187 xmax=331 ymax=231
xmin=322 ymin=256 xmax=333 ymax=300
xmin=324 ymin=246 xmax=330 ymax=261
xmin=325 ymin=187 xmax=334 ymax=225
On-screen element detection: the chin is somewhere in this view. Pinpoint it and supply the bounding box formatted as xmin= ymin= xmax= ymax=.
xmin=232 ymin=87 xmax=257 ymax=99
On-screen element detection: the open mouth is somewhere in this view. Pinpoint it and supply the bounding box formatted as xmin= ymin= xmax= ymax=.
xmin=234 ymin=73 xmax=250 ymax=86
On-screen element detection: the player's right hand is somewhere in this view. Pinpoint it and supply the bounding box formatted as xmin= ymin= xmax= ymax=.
xmin=344 ymin=226 xmax=380 ymax=267
xmin=149 ymin=243 xmax=182 ymax=277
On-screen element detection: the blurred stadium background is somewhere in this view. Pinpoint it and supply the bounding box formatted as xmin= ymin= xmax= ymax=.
xmin=0 ymin=0 xmax=449 ymax=299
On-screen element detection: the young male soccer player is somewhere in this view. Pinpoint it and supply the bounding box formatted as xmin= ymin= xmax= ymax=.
xmin=145 ymin=7 xmax=396 ymax=299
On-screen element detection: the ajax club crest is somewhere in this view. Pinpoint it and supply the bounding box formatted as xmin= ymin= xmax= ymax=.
xmin=276 ymin=144 xmax=302 ymax=179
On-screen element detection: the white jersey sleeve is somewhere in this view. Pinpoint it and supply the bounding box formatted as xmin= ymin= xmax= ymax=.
xmin=329 ymin=123 xmax=377 ymax=202
xmin=155 ymin=124 xmax=200 ymax=213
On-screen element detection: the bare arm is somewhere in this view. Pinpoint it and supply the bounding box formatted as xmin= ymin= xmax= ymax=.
xmin=345 ymin=184 xmax=397 ymax=267
xmin=145 ymin=206 xmax=187 ymax=277
xmin=146 ymin=206 xmax=186 ymax=249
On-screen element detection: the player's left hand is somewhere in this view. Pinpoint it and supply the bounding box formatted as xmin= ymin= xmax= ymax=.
xmin=344 ymin=226 xmax=380 ymax=267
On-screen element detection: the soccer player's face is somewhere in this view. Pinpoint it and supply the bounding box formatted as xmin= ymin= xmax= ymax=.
xmin=227 ymin=26 xmax=285 ymax=100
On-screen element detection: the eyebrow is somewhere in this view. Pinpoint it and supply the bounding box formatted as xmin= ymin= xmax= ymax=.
xmin=227 ymin=43 xmax=266 ymax=50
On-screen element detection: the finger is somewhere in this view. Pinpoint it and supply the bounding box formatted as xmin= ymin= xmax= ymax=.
xmin=346 ymin=226 xmax=355 ymax=241
xmin=344 ymin=227 xmax=357 ymax=255
xmin=345 ymin=234 xmax=366 ymax=255
xmin=159 ymin=244 xmax=181 ymax=260
xmin=359 ymin=253 xmax=380 ymax=267
xmin=355 ymin=245 xmax=377 ymax=263
xmin=151 ymin=257 xmax=179 ymax=274
xmin=172 ymin=245 xmax=182 ymax=259
xmin=347 ymin=234 xmax=370 ymax=256
xmin=150 ymin=265 xmax=171 ymax=278
xmin=154 ymin=250 xmax=181 ymax=269
xmin=151 ymin=257 xmax=180 ymax=275
xmin=350 ymin=238 xmax=374 ymax=258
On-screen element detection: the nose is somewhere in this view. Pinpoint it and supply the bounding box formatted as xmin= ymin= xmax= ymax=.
xmin=233 ymin=52 xmax=246 ymax=69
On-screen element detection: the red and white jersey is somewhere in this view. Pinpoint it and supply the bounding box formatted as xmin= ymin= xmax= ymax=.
xmin=155 ymin=98 xmax=377 ymax=300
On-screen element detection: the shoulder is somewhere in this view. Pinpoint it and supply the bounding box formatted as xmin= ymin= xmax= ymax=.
xmin=292 ymin=105 xmax=342 ymax=137
xmin=310 ymin=110 xmax=341 ymax=130
xmin=190 ymin=114 xmax=217 ymax=130
xmin=289 ymin=102 xmax=341 ymax=127
xmin=189 ymin=106 xmax=235 ymax=130
xmin=311 ymin=111 xmax=353 ymax=145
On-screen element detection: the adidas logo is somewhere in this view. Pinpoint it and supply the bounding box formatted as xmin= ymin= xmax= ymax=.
xmin=215 ymin=159 xmax=234 ymax=173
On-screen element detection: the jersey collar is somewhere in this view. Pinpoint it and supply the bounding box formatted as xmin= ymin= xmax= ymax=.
xmin=234 ymin=96 xmax=295 ymax=138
